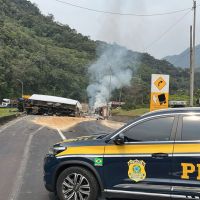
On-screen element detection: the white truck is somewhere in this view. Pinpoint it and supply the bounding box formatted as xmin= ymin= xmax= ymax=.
xmin=25 ymin=94 xmax=82 ymax=116
xmin=0 ymin=99 xmax=11 ymax=108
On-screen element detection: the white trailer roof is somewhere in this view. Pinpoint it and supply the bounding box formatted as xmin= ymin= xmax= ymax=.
xmin=29 ymin=94 xmax=82 ymax=109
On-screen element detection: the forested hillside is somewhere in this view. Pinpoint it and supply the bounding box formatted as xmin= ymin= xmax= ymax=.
xmin=0 ymin=0 xmax=198 ymax=106
xmin=0 ymin=0 xmax=96 ymax=101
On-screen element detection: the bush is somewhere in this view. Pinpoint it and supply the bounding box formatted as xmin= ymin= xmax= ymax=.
xmin=122 ymin=102 xmax=136 ymax=111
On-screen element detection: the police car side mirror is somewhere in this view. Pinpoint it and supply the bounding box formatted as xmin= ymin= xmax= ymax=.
xmin=114 ymin=133 xmax=125 ymax=145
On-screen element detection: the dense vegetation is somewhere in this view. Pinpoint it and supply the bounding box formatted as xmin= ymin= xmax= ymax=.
xmin=0 ymin=108 xmax=18 ymax=117
xmin=0 ymin=0 xmax=96 ymax=101
xmin=0 ymin=0 xmax=199 ymax=107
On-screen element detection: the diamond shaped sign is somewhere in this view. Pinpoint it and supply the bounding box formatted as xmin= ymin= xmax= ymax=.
xmin=154 ymin=77 xmax=166 ymax=91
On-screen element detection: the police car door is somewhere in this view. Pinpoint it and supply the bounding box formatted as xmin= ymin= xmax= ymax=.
xmin=104 ymin=116 xmax=177 ymax=199
xmin=172 ymin=115 xmax=200 ymax=199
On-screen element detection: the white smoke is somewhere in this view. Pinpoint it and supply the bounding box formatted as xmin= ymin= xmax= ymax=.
xmin=87 ymin=44 xmax=133 ymax=109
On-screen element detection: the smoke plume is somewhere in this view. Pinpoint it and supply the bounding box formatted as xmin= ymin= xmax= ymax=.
xmin=87 ymin=1 xmax=142 ymax=109
xmin=87 ymin=44 xmax=133 ymax=109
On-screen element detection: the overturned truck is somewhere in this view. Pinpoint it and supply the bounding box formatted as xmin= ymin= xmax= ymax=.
xmin=26 ymin=94 xmax=82 ymax=116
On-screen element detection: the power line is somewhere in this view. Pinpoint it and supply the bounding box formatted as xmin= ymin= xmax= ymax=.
xmin=54 ymin=0 xmax=193 ymax=17
xmin=144 ymin=9 xmax=192 ymax=52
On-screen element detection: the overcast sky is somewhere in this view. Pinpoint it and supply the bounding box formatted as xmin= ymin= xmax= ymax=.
xmin=29 ymin=0 xmax=200 ymax=59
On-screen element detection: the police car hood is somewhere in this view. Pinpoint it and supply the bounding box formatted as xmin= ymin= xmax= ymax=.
xmin=56 ymin=133 xmax=108 ymax=147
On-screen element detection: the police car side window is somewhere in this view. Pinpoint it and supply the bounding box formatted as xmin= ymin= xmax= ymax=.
xmin=123 ymin=117 xmax=174 ymax=142
xmin=182 ymin=116 xmax=200 ymax=140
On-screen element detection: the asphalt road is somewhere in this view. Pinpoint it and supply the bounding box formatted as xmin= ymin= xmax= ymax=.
xmin=0 ymin=116 xmax=114 ymax=200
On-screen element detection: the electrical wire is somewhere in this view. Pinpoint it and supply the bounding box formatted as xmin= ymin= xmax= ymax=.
xmin=54 ymin=0 xmax=193 ymax=17
xmin=144 ymin=9 xmax=192 ymax=52
xmin=52 ymin=0 xmax=196 ymax=55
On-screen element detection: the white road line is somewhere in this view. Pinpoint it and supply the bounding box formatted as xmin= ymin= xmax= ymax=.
xmin=9 ymin=126 xmax=44 ymax=200
xmin=0 ymin=116 xmax=27 ymax=133
xmin=57 ymin=128 xmax=66 ymax=140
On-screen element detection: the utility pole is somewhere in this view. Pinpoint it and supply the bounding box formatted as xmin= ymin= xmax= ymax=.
xmin=190 ymin=0 xmax=196 ymax=107
xmin=17 ymin=79 xmax=24 ymax=98
xmin=53 ymin=87 xmax=56 ymax=96
xmin=190 ymin=25 xmax=193 ymax=106
xmin=108 ymin=66 xmax=112 ymax=102
xmin=107 ymin=66 xmax=112 ymax=118
xmin=119 ymin=88 xmax=122 ymax=103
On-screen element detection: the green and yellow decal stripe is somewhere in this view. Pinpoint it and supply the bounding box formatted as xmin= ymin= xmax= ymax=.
xmin=104 ymin=144 xmax=173 ymax=154
xmin=173 ymin=144 xmax=200 ymax=153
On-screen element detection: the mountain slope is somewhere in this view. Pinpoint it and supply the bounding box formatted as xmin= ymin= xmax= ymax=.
xmin=0 ymin=0 xmax=197 ymax=106
xmin=0 ymin=0 xmax=97 ymax=101
xmin=163 ymin=44 xmax=200 ymax=69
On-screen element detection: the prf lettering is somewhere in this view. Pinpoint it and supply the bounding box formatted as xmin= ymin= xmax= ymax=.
xmin=181 ymin=163 xmax=200 ymax=180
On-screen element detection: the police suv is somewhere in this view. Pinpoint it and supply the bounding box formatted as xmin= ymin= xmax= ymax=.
xmin=44 ymin=108 xmax=200 ymax=200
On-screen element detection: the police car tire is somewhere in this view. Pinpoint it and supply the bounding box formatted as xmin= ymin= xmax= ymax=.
xmin=56 ymin=166 xmax=99 ymax=200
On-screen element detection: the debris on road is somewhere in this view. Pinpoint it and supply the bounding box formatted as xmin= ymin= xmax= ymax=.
xmin=32 ymin=116 xmax=95 ymax=130
xmin=32 ymin=116 xmax=124 ymax=131
xmin=100 ymin=120 xmax=125 ymax=130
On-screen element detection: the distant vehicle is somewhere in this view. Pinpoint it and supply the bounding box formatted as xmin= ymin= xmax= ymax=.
xmin=0 ymin=99 xmax=11 ymax=108
xmin=25 ymin=94 xmax=82 ymax=116
xmin=0 ymin=99 xmax=18 ymax=108
xmin=110 ymin=101 xmax=125 ymax=108
xmin=169 ymin=101 xmax=187 ymax=108
xmin=95 ymin=106 xmax=110 ymax=119
xmin=44 ymin=107 xmax=200 ymax=200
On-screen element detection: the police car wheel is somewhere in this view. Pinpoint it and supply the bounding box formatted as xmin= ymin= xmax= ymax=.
xmin=56 ymin=166 xmax=99 ymax=200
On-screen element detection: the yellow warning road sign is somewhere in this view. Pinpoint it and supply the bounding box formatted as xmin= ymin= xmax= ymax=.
xmin=150 ymin=74 xmax=169 ymax=111
xmin=150 ymin=92 xmax=169 ymax=110
xmin=154 ymin=77 xmax=166 ymax=91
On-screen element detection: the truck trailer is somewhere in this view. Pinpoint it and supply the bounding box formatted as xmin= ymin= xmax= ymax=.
xmin=25 ymin=94 xmax=82 ymax=116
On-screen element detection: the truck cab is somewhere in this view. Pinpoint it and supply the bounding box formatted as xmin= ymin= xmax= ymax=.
xmin=0 ymin=99 xmax=11 ymax=108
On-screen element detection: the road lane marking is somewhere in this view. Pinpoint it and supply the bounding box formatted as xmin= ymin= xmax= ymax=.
xmin=57 ymin=128 xmax=66 ymax=140
xmin=0 ymin=116 xmax=27 ymax=133
xmin=9 ymin=126 xmax=44 ymax=200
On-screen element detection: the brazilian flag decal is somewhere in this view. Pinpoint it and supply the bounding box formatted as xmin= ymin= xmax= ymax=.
xmin=94 ymin=158 xmax=103 ymax=166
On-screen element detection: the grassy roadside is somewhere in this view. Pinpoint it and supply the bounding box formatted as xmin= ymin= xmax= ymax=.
xmin=0 ymin=108 xmax=18 ymax=117
xmin=112 ymin=108 xmax=149 ymax=117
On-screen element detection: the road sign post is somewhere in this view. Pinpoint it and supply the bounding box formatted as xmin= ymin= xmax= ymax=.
xmin=150 ymin=74 xmax=170 ymax=111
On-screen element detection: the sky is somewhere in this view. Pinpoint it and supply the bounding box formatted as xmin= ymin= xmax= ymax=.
xmin=29 ymin=0 xmax=200 ymax=59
